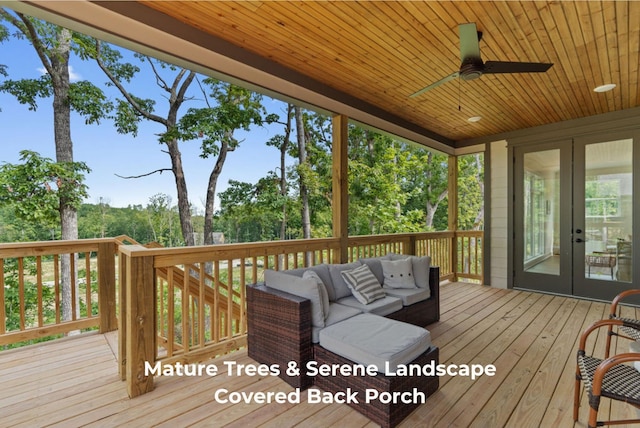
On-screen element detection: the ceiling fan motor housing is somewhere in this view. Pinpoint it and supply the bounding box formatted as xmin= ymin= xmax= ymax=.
xmin=460 ymin=61 xmax=484 ymax=81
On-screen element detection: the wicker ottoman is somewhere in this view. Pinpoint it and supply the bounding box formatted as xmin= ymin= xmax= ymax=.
xmin=313 ymin=314 xmax=439 ymax=428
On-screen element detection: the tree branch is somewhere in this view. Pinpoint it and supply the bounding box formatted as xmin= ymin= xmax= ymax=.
xmin=115 ymin=168 xmax=172 ymax=179
xmin=95 ymin=40 xmax=168 ymax=126
xmin=10 ymin=12 xmax=54 ymax=79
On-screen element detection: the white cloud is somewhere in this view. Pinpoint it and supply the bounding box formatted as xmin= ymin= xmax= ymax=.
xmin=37 ymin=65 xmax=82 ymax=82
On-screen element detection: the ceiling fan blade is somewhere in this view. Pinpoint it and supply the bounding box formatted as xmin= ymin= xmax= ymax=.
xmin=483 ymin=61 xmax=553 ymax=74
xmin=459 ymin=23 xmax=481 ymax=62
xmin=410 ymin=72 xmax=460 ymax=98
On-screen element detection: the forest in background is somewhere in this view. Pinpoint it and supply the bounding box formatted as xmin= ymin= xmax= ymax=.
xmin=0 ymin=130 xmax=484 ymax=247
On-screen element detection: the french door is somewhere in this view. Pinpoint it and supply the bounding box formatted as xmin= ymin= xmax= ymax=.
xmin=513 ymin=132 xmax=638 ymax=301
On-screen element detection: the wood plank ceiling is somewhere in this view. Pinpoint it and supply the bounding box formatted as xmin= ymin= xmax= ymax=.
xmin=71 ymin=1 xmax=640 ymax=146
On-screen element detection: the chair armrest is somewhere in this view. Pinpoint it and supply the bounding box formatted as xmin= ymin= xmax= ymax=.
xmin=578 ymin=319 xmax=632 ymax=352
xmin=610 ymin=289 xmax=640 ymax=317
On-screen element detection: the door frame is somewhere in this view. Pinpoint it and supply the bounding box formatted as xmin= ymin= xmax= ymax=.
xmin=508 ymin=129 xmax=640 ymax=301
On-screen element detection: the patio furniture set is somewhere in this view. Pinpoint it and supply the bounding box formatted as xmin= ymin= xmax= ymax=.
xmin=247 ymin=254 xmax=440 ymax=427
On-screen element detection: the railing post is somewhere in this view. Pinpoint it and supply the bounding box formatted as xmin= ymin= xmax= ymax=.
xmin=448 ymin=155 xmax=459 ymax=282
xmin=122 ymin=245 xmax=156 ymax=397
xmin=118 ymin=244 xmax=127 ymax=381
xmin=98 ymin=241 xmax=117 ymax=333
xmin=406 ymin=235 xmax=416 ymax=256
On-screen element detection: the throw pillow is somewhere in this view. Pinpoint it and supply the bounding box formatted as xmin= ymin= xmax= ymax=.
xmin=302 ymin=270 xmax=330 ymax=320
xmin=341 ymin=264 xmax=385 ymax=305
xmin=410 ymin=255 xmax=431 ymax=290
xmin=380 ymin=258 xmax=416 ymax=289
xmin=328 ymin=262 xmax=362 ymax=300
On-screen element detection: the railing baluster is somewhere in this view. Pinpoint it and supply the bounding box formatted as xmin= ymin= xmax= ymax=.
xmin=227 ymin=259 xmax=233 ymax=339
xmin=0 ymin=259 xmax=4 ymax=335
xmin=70 ymin=254 xmax=77 ymax=321
xmin=18 ymin=257 xmax=25 ymax=331
xmin=85 ymin=253 xmax=92 ymax=318
xmin=37 ymin=256 xmax=43 ymax=327
xmin=167 ymin=267 xmax=175 ymax=358
xmin=54 ymin=255 xmax=60 ymax=324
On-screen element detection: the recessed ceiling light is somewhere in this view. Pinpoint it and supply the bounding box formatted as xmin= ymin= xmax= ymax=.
xmin=467 ymin=116 xmax=482 ymax=123
xmin=594 ymin=83 xmax=616 ymax=93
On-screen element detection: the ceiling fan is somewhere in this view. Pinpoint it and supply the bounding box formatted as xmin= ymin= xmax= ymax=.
xmin=410 ymin=22 xmax=553 ymax=98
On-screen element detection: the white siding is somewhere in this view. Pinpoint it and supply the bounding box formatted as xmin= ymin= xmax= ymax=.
xmin=490 ymin=141 xmax=509 ymax=288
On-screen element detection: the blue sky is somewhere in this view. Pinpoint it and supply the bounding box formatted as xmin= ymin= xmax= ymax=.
xmin=0 ymin=25 xmax=292 ymax=210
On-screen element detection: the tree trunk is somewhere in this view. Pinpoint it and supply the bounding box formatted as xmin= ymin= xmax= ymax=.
xmin=295 ymin=107 xmax=312 ymax=265
xmin=203 ymin=138 xmax=230 ymax=246
xmin=279 ymin=104 xmax=293 ymax=240
xmin=473 ymin=153 xmax=485 ymax=230
xmin=166 ymin=139 xmax=195 ymax=246
xmin=295 ymin=107 xmax=311 ymax=240
xmin=51 ymin=28 xmax=77 ymax=321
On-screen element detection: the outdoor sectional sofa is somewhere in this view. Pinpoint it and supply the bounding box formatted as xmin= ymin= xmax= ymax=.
xmin=247 ymin=254 xmax=440 ymax=428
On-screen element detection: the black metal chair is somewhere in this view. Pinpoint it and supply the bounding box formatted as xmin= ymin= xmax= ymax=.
xmin=574 ymin=318 xmax=640 ymax=428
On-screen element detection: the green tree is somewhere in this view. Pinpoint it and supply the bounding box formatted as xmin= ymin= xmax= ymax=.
xmin=145 ymin=193 xmax=181 ymax=246
xmin=0 ymin=11 xmax=110 ymax=321
xmin=93 ymin=40 xmax=197 ymax=246
xmin=177 ymin=79 xmax=275 ymax=245
xmin=457 ymin=153 xmax=484 ymax=230
xmin=0 ymin=150 xmax=90 ymax=228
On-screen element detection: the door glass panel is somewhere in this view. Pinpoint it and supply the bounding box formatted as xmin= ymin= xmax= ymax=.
xmin=584 ymin=139 xmax=633 ymax=282
xmin=523 ymin=149 xmax=560 ymax=275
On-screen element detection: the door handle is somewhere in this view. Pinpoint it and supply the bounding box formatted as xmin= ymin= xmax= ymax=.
xmin=575 ymin=238 xmax=584 ymax=243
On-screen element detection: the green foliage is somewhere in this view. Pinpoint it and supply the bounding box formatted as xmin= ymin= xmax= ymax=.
xmin=0 ymin=150 xmax=90 ymax=228
xmin=177 ymin=80 xmax=267 ymax=155
xmin=0 ymin=11 xmax=112 ymax=121
xmin=212 ymin=109 xmax=481 ymax=243
xmin=457 ymin=153 xmax=485 ymax=230
xmin=0 ymin=76 xmax=51 ymax=110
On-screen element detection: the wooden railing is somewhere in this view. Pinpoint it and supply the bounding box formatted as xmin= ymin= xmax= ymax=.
xmin=0 ymin=238 xmax=117 ymax=347
xmin=0 ymin=230 xmax=483 ymax=397
xmin=456 ymin=230 xmax=484 ymax=283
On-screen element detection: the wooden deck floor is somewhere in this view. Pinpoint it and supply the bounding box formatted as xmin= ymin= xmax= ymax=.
xmin=2 ymin=282 xmax=639 ymax=428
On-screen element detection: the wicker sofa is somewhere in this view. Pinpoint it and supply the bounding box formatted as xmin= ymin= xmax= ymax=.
xmin=247 ymin=254 xmax=440 ymax=428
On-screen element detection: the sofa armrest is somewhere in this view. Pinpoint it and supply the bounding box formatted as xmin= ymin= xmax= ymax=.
xmin=246 ymin=283 xmax=313 ymax=389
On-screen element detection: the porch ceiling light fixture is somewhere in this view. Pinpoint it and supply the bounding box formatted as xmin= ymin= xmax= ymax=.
xmin=594 ymin=83 xmax=616 ymax=93
xmin=467 ymin=116 xmax=482 ymax=123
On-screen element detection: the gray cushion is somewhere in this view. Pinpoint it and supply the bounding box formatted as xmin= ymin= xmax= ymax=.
xmin=381 ymin=258 xmax=416 ymax=289
xmin=311 ymin=303 xmax=362 ymax=343
xmin=383 ymin=287 xmax=431 ymax=306
xmin=319 ymin=313 xmax=432 ymax=372
xmin=328 ymin=262 xmax=362 ymax=300
xmin=264 ymin=269 xmax=326 ymax=328
xmin=336 ymin=295 xmax=403 ymax=317
xmin=285 ymin=264 xmax=335 ymax=301
xmin=341 ymin=264 xmax=386 ymax=304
